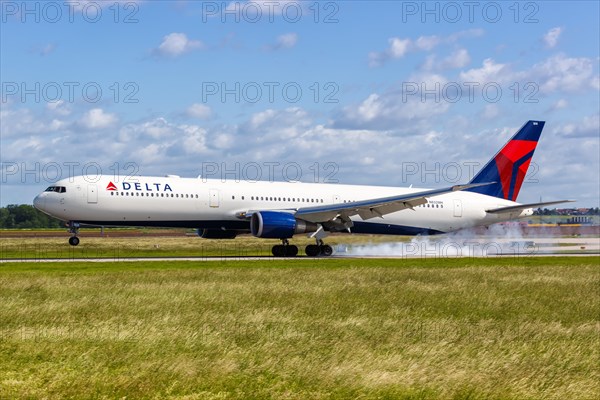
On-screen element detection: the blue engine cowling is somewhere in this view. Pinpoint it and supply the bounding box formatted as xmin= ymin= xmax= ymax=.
xmin=250 ymin=211 xmax=318 ymax=239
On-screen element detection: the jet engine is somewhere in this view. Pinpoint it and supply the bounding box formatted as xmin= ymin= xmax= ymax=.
xmin=250 ymin=211 xmax=318 ymax=239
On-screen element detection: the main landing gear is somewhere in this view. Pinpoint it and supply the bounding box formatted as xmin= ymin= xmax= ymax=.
xmin=305 ymin=239 xmax=333 ymax=257
xmin=68 ymin=222 xmax=80 ymax=246
xmin=271 ymin=239 xmax=299 ymax=257
xmin=271 ymin=239 xmax=333 ymax=257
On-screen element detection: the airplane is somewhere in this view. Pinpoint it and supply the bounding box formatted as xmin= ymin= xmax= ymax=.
xmin=33 ymin=120 xmax=571 ymax=257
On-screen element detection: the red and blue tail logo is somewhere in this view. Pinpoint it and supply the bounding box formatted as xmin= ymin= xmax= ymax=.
xmin=467 ymin=120 xmax=544 ymax=201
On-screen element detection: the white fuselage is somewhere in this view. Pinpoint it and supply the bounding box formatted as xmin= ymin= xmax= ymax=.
xmin=33 ymin=175 xmax=530 ymax=235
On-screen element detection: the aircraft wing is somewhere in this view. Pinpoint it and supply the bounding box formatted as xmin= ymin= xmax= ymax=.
xmin=485 ymin=200 xmax=574 ymax=214
xmin=294 ymin=183 xmax=491 ymax=223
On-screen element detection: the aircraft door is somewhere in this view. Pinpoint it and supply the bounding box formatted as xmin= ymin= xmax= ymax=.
xmin=453 ymin=199 xmax=462 ymax=217
xmin=333 ymin=195 xmax=341 ymax=203
xmin=87 ymin=185 xmax=98 ymax=204
xmin=209 ymin=189 xmax=220 ymax=208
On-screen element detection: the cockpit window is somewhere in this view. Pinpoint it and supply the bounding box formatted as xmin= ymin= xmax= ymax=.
xmin=45 ymin=186 xmax=66 ymax=193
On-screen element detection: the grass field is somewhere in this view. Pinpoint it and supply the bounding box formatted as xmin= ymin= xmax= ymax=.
xmin=0 ymin=233 xmax=416 ymax=259
xmin=1 ymin=257 xmax=598 ymax=399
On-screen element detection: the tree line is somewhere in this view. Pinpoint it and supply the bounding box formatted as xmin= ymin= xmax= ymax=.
xmin=534 ymin=208 xmax=600 ymax=216
xmin=0 ymin=205 xmax=63 ymax=229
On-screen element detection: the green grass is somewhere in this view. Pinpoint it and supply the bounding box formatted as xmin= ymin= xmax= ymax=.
xmin=1 ymin=257 xmax=599 ymax=399
xmin=0 ymin=234 xmax=414 ymax=259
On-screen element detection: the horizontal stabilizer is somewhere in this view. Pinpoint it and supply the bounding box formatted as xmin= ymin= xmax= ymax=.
xmin=486 ymin=200 xmax=574 ymax=214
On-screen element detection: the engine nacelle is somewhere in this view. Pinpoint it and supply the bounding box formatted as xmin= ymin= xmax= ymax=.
xmin=197 ymin=229 xmax=237 ymax=239
xmin=250 ymin=211 xmax=318 ymax=239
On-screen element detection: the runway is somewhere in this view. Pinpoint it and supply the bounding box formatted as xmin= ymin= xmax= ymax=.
xmin=1 ymin=237 xmax=598 ymax=263
xmin=0 ymin=235 xmax=600 ymax=264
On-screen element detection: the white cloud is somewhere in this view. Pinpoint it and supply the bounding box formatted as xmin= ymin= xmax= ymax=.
xmin=550 ymin=99 xmax=568 ymax=110
xmin=119 ymin=117 xmax=178 ymax=141
xmin=156 ymin=33 xmax=203 ymax=57
xmin=33 ymin=43 xmax=56 ymax=56
xmin=459 ymin=58 xmax=512 ymax=84
xmin=532 ymin=54 xmax=596 ymax=93
xmin=46 ymin=100 xmax=71 ymax=116
xmin=120 ymin=118 xmax=208 ymax=149
xmin=414 ymin=35 xmax=440 ymax=51
xmin=186 ymin=104 xmax=213 ymax=120
xmin=243 ymin=107 xmax=311 ymax=140
xmin=356 ymin=94 xmax=383 ymax=121
xmin=389 ymin=38 xmax=411 ymax=57
xmin=457 ymin=54 xmax=597 ymax=95
xmin=276 ymin=33 xmax=298 ymax=49
xmin=543 ymin=27 xmax=563 ymax=49
xmin=441 ymin=49 xmax=470 ymax=69
xmin=482 ymin=104 xmax=500 ymax=119
xmin=179 ymin=125 xmax=209 ymax=154
xmin=369 ymin=29 xmax=483 ymax=67
xmin=79 ymin=108 xmax=118 ymax=130
xmin=552 ymin=113 xmax=600 ymax=138
xmin=423 ymin=49 xmax=471 ymax=71
xmin=335 ymin=73 xmax=451 ymax=130
xmin=1 ymin=107 xmax=66 ymax=137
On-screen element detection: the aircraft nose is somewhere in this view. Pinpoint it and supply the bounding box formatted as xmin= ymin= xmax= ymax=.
xmin=33 ymin=194 xmax=46 ymax=210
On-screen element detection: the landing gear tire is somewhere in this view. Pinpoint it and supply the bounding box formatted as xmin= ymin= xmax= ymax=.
xmin=305 ymin=244 xmax=320 ymax=257
xmin=320 ymin=244 xmax=333 ymax=256
xmin=272 ymin=245 xmax=284 ymax=257
xmin=287 ymin=245 xmax=299 ymax=257
xmin=305 ymin=244 xmax=333 ymax=257
xmin=67 ymin=221 xmax=81 ymax=246
xmin=271 ymin=244 xmax=298 ymax=257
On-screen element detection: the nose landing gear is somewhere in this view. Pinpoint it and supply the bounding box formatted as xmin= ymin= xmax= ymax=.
xmin=68 ymin=222 xmax=80 ymax=246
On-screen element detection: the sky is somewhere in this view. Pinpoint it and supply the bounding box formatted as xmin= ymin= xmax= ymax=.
xmin=1 ymin=0 xmax=599 ymax=207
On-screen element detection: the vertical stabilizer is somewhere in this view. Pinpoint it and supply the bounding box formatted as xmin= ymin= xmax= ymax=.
xmin=467 ymin=120 xmax=544 ymax=201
